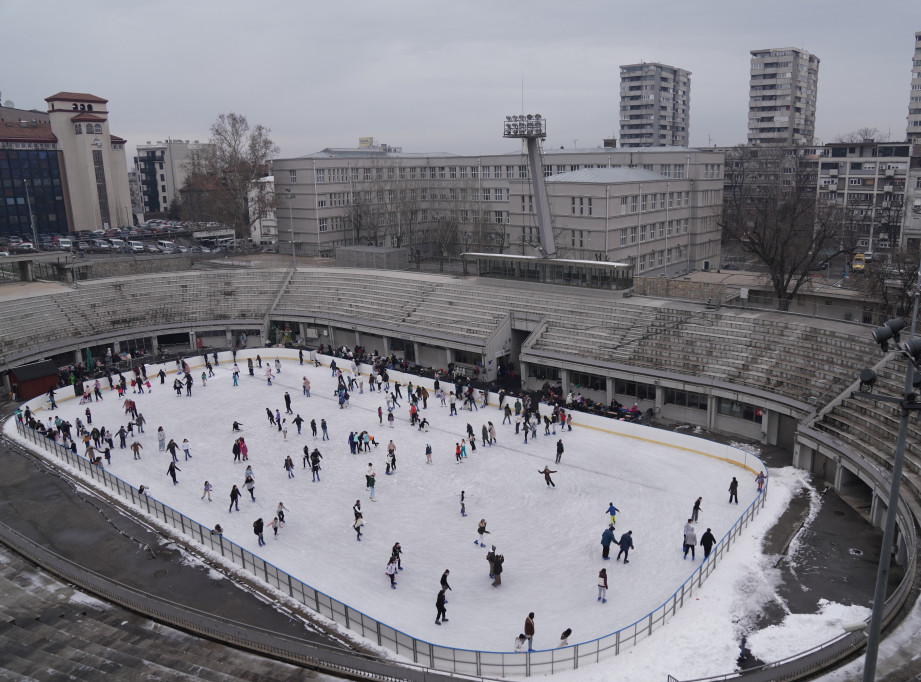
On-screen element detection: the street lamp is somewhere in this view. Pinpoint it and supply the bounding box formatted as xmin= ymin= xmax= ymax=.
xmin=854 ymin=283 xmax=921 ymax=682
xmin=284 ymin=187 xmax=296 ymax=269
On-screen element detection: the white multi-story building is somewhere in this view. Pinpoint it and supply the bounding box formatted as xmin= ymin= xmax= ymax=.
xmin=134 ymin=139 xmax=209 ymax=216
xmin=748 ymin=47 xmax=819 ymax=146
xmin=908 ymin=32 xmax=921 ymax=144
xmin=619 ymin=62 xmax=691 ymax=148
xmin=271 ymin=142 xmax=724 ymax=276
xmin=249 ymin=176 xmax=277 ymax=246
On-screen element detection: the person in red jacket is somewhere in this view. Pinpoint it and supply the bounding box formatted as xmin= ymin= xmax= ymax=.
xmin=524 ymin=612 xmax=536 ymax=651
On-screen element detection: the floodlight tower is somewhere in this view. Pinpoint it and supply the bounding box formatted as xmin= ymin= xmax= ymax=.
xmin=503 ymin=114 xmax=556 ymax=258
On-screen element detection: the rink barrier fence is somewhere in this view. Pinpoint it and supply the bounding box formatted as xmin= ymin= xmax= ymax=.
xmin=12 ymin=352 xmax=773 ymax=678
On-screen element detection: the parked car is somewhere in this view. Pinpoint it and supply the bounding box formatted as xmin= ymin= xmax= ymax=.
xmin=90 ymin=239 xmax=111 ymax=252
xmin=76 ymin=241 xmax=90 ymax=252
xmin=189 ymin=246 xmax=210 ymax=253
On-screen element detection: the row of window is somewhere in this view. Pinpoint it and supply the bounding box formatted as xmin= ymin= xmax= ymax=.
xmin=620 ymin=192 xmax=690 ymax=214
xmin=618 ymin=219 xmax=689 ymax=246
xmin=319 ymin=187 xmax=511 ymax=207
xmin=308 ymin=162 xmax=713 ymax=185
xmin=318 ymin=210 xmax=510 ymax=232
xmin=74 ymin=123 xmax=103 ymax=135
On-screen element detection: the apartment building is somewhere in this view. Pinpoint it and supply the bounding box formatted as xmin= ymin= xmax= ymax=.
xmin=817 ymin=140 xmax=911 ymax=252
xmin=748 ymin=48 xmax=819 ymax=146
xmin=619 ymin=62 xmax=691 ymax=147
xmin=272 ymin=142 xmax=724 ymax=276
xmin=134 ymin=139 xmax=209 ymax=216
xmin=908 ymin=32 xmax=921 ymax=144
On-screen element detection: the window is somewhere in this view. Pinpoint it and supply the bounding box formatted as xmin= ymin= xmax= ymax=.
xmin=587 ymin=198 xmax=592 ymax=216
xmin=494 ymin=211 xmax=508 ymax=224
xmin=160 ymin=174 xmax=165 ymax=181
xmin=658 ymin=223 xmax=664 ymax=238
xmin=657 ymin=250 xmax=664 ymax=267
xmin=74 ymin=123 xmax=82 ymax=134
xmin=363 ymin=169 xmax=372 ymax=181
xmin=409 ymin=167 xmax=417 ymax=180
xmin=429 ymin=167 xmax=437 ymax=179
xmin=319 ymin=218 xmax=328 ymax=232
xmin=620 ymin=197 xmax=628 ymax=215
xmin=630 ymin=195 xmax=638 ymax=213
xmin=630 ymin=226 xmax=637 ymax=244
xmin=438 ymin=167 xmax=446 ymax=179
xmin=506 ymin=166 xmax=515 ymax=179
xmin=317 ymin=196 xmax=327 ymax=208
xmin=638 ymin=253 xmax=646 ymax=272
xmin=717 ymin=398 xmax=762 ymax=423
xmin=640 ymin=224 xmax=647 ymax=242
xmin=570 ymin=230 xmax=584 ymax=248
xmin=483 ymin=189 xmax=491 ymax=202
xmin=289 ymin=170 xmax=297 ymax=183
xmin=519 ymin=165 xmax=528 ymax=179
xmin=570 ymin=370 xmax=605 ymax=392
xmin=94 ymin=124 xmax=102 ymax=134
xmin=620 ymin=229 xmax=627 ymax=246
xmin=614 ymin=378 xmax=655 ymax=401
xmin=664 ymin=388 xmax=707 ymax=410
xmin=471 ymin=166 xmax=479 ymax=179
xmin=460 ymin=166 xmax=467 ymax=179
xmin=449 ymin=166 xmax=457 ymax=179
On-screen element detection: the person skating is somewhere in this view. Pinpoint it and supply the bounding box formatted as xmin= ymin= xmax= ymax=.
xmin=459 ymin=490 xmax=467 ymax=517
xmin=514 ymin=633 xmax=526 ymax=652
xmin=425 ymin=443 xmax=433 ymax=464
xmin=272 ymin=516 xmax=280 ymax=537
xmin=166 ymin=461 xmax=181 ymax=485
xmin=353 ymin=499 xmax=361 ymax=520
xmin=692 ymin=496 xmax=703 ymax=522
xmin=244 ymin=474 xmax=256 ymax=501
xmin=524 ymin=613 xmax=536 ymax=652
xmin=321 ymin=418 xmax=329 ymax=441
xmin=435 ymin=589 xmax=448 ymax=624
xmin=302 ymin=376 xmax=311 ymax=397
xmin=353 ymin=512 xmax=364 ymax=541
xmin=368 ymin=470 xmax=377 ymax=501
xmin=701 ymin=528 xmax=716 ymax=558
xmin=729 ymin=477 xmax=739 ymax=504
xmin=616 ymin=530 xmax=634 ymax=563
xmin=229 ymin=485 xmax=241 ymax=512
xmin=181 ymin=438 xmax=191 ymax=461
xmin=756 ymin=471 xmax=766 ymax=492
xmin=130 ymin=440 xmax=143 ymax=460
xmin=392 ymin=542 xmax=404 ymax=571
xmin=555 ymin=439 xmax=564 ymax=464
xmin=538 ymin=466 xmax=557 ymax=487
xmin=601 ymin=525 xmax=616 ymax=560
xmin=491 ymin=553 xmax=504 ymax=587
xmin=683 ymin=524 xmax=697 ymax=560
xmin=385 ymin=558 xmax=398 ymax=588
xmin=293 ymin=414 xmax=304 ymax=435
xmin=476 ymin=519 xmax=491 ymax=546
xmin=597 ymin=568 xmax=608 ymax=603
xmin=284 ymin=455 xmax=295 ymax=478
xmin=284 ymin=391 xmax=293 ymax=414
xmin=486 ymin=545 xmax=496 ymax=578
xmin=253 ymin=517 xmax=265 ymax=547
xmin=310 ymin=449 xmax=323 ymax=482
xmin=266 ymin=407 xmax=275 ymax=426
xmin=440 ymin=569 xmax=452 ymax=601
xmin=201 ymin=480 xmax=213 ymax=501
xmin=310 ymin=418 xmax=318 ymax=438
xmin=166 ymin=438 xmax=180 ymax=463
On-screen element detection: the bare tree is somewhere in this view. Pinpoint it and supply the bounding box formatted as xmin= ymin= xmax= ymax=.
xmin=182 ymin=113 xmax=278 ymax=239
xmin=831 ymin=127 xmax=890 ymax=144
xmin=858 ymin=245 xmax=920 ymax=319
xmin=720 ymin=145 xmax=859 ymax=310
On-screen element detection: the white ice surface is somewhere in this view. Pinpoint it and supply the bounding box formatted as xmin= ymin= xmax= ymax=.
xmin=9 ymin=353 xmax=855 ymax=680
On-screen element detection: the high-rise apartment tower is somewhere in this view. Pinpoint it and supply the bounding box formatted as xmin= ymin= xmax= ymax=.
xmin=748 ymin=48 xmax=819 ymax=146
xmin=908 ymin=32 xmax=921 ymax=143
xmin=619 ymin=62 xmax=691 ymax=147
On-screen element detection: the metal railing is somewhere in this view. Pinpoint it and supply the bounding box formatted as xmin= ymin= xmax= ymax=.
xmin=12 ymin=418 xmax=769 ymax=677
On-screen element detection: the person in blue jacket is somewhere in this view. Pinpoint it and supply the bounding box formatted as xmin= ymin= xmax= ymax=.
xmin=606 ymin=502 xmax=620 ymax=526
xmin=601 ymin=525 xmax=617 ymax=560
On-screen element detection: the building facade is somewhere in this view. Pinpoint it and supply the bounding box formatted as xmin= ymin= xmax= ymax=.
xmin=250 ymin=175 xmax=277 ymax=246
xmin=748 ymin=48 xmax=819 ymax=146
xmin=908 ymin=32 xmax=921 ymax=144
xmin=0 ymin=93 xmax=131 ymax=237
xmin=134 ymin=139 xmax=208 ymax=217
xmin=619 ymin=62 xmax=691 ymax=148
xmin=271 ymin=143 xmax=724 ymax=275
xmin=817 ymin=140 xmax=912 ymax=252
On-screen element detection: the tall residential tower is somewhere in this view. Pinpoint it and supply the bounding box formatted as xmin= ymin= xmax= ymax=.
xmin=747 ymin=48 xmax=819 ymax=146
xmin=908 ymin=32 xmax=921 ymax=143
xmin=619 ymin=62 xmax=691 ymax=147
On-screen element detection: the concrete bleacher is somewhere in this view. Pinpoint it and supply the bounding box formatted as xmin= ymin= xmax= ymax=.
xmin=0 ymin=271 xmax=289 ymax=365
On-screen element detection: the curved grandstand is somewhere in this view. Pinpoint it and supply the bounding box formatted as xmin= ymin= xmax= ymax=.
xmin=1 ymin=266 xmax=919 ymax=680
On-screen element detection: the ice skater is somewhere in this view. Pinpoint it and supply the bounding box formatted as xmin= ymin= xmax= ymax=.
xmin=277 ymin=501 xmax=289 ymax=525
xmin=435 ymin=589 xmax=448 ymax=624
xmin=201 ymin=480 xmax=213 ymax=501
xmin=310 ymin=449 xmax=323 ymax=481
xmin=683 ymin=524 xmax=697 ymax=560
xmin=353 ymin=513 xmax=364 ymax=541
xmin=166 ymin=461 xmax=181 ymax=485
xmin=253 ymin=517 xmax=265 ymax=546
xmin=440 ymin=569 xmax=452 ymax=601
xmin=555 ymin=439 xmax=564 ymax=464
xmin=476 ymin=519 xmax=491 ymax=546
xmin=385 ymin=558 xmax=398 ymax=588
xmin=692 ymin=496 xmax=703 ymax=522
xmin=729 ymin=477 xmax=739 ymax=504
xmin=756 ymin=471 xmax=765 ymax=492
xmin=538 ymin=466 xmax=557 ymax=487
xmin=597 ymin=568 xmax=608 ymax=603
xmin=601 ymin=525 xmax=616 ymax=559
xmin=460 ymin=490 xmax=467 ymax=517
xmin=616 ymin=530 xmax=634 ymax=563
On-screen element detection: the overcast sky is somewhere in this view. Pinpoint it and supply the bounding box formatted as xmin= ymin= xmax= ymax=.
xmin=2 ymin=0 xmax=918 ymax=163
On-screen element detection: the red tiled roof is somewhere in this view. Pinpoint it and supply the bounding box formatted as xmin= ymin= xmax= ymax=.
xmin=71 ymin=113 xmax=107 ymax=123
xmin=0 ymin=121 xmax=57 ymax=142
xmin=110 ymin=135 xmax=126 ymax=143
xmin=45 ymin=92 xmax=108 ymax=104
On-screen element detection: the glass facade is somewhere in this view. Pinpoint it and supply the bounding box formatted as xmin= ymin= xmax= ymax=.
xmin=467 ymin=254 xmax=634 ymax=290
xmin=0 ymin=148 xmax=68 ymax=238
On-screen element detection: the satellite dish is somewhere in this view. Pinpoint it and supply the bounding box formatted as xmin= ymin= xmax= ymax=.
xmin=2 ymin=100 xmax=14 ymax=108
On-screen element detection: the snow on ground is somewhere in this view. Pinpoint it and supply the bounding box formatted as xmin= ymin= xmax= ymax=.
xmin=7 ymin=352 xmax=853 ymax=679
